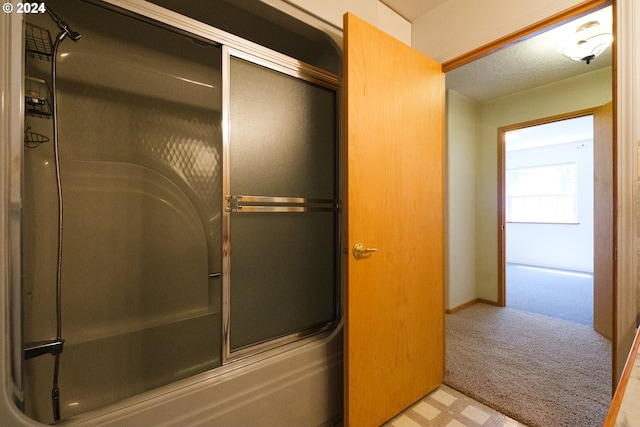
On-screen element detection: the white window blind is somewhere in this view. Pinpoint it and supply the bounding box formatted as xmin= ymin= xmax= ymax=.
xmin=506 ymin=162 xmax=578 ymax=223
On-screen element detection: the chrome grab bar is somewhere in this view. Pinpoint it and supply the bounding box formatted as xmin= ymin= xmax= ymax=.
xmin=226 ymin=195 xmax=338 ymax=213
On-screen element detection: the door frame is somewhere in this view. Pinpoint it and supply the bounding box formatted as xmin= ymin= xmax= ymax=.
xmin=442 ymin=0 xmax=612 ymax=73
xmin=497 ymin=108 xmax=602 ymax=307
xmin=442 ymin=0 xmax=618 ymax=387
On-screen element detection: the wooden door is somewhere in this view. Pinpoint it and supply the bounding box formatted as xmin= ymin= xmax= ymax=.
xmin=593 ymin=102 xmax=613 ymax=341
xmin=344 ymin=13 xmax=445 ymax=427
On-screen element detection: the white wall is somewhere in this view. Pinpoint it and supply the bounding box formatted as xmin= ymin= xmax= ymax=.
xmin=446 ymin=90 xmax=478 ymax=310
xmin=377 ymin=2 xmax=411 ymax=44
xmin=506 ymin=139 xmax=594 ymax=272
xmin=259 ymin=0 xmax=411 ymax=46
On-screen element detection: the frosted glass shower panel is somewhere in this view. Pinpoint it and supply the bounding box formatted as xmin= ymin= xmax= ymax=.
xmin=229 ymin=213 xmax=336 ymax=349
xmin=230 ymin=58 xmax=336 ymax=198
xmin=228 ymin=56 xmax=337 ymax=352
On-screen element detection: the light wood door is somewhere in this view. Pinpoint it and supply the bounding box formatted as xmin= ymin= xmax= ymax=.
xmin=594 ymin=102 xmax=613 ymax=341
xmin=344 ymin=13 xmax=445 ymax=427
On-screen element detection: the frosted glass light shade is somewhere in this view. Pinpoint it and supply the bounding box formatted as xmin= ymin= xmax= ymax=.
xmin=558 ymin=21 xmax=612 ymax=64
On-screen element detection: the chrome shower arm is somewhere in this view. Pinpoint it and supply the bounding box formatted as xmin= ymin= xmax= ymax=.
xmin=46 ymin=5 xmax=81 ymax=41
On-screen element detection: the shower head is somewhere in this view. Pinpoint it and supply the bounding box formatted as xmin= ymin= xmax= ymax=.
xmin=46 ymin=6 xmax=81 ymax=42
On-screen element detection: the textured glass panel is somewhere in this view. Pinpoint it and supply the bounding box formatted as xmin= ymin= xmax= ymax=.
xmin=228 ymin=56 xmax=337 ymax=351
xmin=229 ymin=212 xmax=336 ymax=350
xmin=230 ymin=57 xmax=336 ymax=199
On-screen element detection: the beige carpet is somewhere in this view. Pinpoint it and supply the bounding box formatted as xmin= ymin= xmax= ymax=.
xmin=444 ymin=303 xmax=611 ymax=427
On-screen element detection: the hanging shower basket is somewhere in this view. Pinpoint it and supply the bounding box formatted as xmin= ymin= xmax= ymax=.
xmin=25 ymin=23 xmax=53 ymax=61
xmin=25 ymin=76 xmax=52 ymax=118
xmin=24 ymin=126 xmax=50 ymax=148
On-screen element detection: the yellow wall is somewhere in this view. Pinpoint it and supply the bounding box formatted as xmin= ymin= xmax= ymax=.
xmin=446 ymin=90 xmax=479 ymax=309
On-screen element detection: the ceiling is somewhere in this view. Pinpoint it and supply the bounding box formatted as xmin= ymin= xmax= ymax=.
xmin=380 ymin=1 xmax=613 ymax=102
xmin=381 ymin=0 xmax=449 ymax=22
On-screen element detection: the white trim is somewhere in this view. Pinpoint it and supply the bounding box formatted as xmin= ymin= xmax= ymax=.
xmin=1 ymin=7 xmax=36 ymax=427
xmin=615 ymin=0 xmax=640 ymax=383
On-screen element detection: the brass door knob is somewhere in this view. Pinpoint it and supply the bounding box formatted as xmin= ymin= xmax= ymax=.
xmin=352 ymin=243 xmax=378 ymax=259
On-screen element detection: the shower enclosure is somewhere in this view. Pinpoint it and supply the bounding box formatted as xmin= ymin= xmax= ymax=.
xmin=17 ymin=0 xmax=340 ymax=423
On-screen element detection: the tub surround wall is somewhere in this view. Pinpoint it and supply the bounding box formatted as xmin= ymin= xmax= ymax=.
xmin=15 ymin=0 xmax=342 ymax=424
xmin=22 ymin=3 xmax=223 ymax=421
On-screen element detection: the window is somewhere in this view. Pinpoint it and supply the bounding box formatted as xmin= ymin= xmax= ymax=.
xmin=506 ymin=162 xmax=578 ymax=223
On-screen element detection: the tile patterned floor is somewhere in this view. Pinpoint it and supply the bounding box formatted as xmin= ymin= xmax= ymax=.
xmin=382 ymin=385 xmax=528 ymax=427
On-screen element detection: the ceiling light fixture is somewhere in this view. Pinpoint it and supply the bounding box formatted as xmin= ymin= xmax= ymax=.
xmin=558 ymin=20 xmax=612 ymax=65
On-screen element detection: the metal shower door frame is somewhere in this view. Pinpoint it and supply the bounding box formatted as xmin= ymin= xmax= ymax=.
xmin=221 ymin=45 xmax=341 ymax=363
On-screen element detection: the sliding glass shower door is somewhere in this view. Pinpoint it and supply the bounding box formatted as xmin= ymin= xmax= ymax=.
xmin=17 ymin=1 xmax=340 ymax=420
xmin=223 ymin=51 xmax=339 ymax=360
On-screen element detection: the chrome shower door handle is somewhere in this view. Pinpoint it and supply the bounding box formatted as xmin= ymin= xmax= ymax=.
xmin=352 ymin=243 xmax=378 ymax=259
